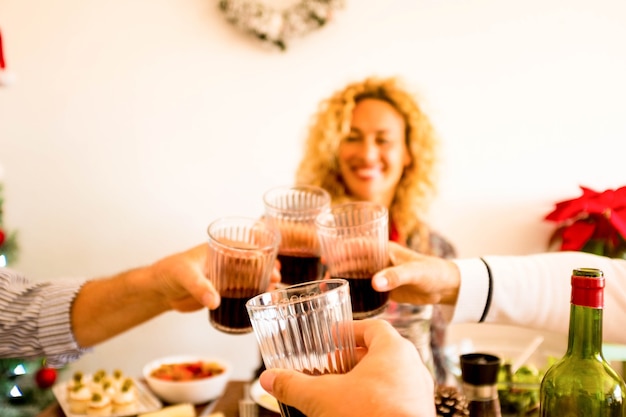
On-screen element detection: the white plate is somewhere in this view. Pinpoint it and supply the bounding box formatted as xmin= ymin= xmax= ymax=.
xmin=250 ymin=378 xmax=280 ymax=414
xmin=52 ymin=377 xmax=162 ymax=417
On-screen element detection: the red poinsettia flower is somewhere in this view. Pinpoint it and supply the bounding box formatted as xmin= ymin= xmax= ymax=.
xmin=0 ymin=227 xmax=5 ymax=247
xmin=545 ymin=185 xmax=626 ymax=257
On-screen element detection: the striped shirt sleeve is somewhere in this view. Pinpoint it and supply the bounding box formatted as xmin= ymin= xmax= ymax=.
xmin=0 ymin=268 xmax=92 ymax=368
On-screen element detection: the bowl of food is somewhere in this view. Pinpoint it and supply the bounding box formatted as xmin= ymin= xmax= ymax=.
xmin=142 ymin=355 xmax=231 ymax=404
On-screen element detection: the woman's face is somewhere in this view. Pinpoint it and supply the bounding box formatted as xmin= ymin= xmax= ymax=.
xmin=338 ymin=98 xmax=411 ymax=207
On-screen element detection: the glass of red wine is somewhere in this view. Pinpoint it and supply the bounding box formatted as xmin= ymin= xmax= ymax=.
xmin=315 ymin=201 xmax=390 ymax=319
xmin=205 ymin=216 xmax=280 ymax=334
xmin=246 ymin=279 xmax=357 ymax=417
xmin=263 ymin=184 xmax=331 ymax=286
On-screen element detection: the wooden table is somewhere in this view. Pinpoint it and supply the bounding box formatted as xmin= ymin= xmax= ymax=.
xmin=210 ymin=380 xmax=280 ymax=417
xmin=36 ymin=380 xmax=280 ymax=417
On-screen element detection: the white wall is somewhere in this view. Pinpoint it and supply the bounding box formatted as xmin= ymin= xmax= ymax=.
xmin=1 ymin=0 xmax=625 ymax=380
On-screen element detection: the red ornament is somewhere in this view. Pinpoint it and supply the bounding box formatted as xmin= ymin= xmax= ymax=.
xmin=35 ymin=366 xmax=58 ymax=389
xmin=0 ymin=228 xmax=5 ymax=246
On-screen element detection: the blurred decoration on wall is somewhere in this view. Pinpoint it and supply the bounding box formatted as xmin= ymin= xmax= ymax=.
xmin=0 ymin=164 xmax=19 ymax=267
xmin=545 ymin=185 xmax=626 ymax=259
xmin=218 ymin=0 xmax=345 ymax=51
xmin=0 ymin=28 xmax=16 ymax=87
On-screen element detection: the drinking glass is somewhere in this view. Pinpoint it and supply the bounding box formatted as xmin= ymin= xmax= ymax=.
xmin=205 ymin=217 xmax=281 ymax=334
xmin=246 ymin=279 xmax=357 ymax=417
xmin=380 ymin=302 xmax=435 ymax=376
xmin=263 ymin=184 xmax=330 ymax=286
xmin=315 ymin=201 xmax=390 ymax=319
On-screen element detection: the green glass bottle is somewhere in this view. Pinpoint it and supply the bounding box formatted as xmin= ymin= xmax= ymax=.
xmin=540 ymin=268 xmax=626 ymax=417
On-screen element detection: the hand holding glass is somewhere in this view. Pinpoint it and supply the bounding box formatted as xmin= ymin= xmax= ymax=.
xmin=246 ymin=279 xmax=357 ymax=417
xmin=205 ymin=217 xmax=280 ymax=334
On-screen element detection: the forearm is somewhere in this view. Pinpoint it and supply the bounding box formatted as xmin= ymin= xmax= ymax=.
xmin=484 ymin=252 xmax=626 ymax=344
xmin=72 ymin=244 xmax=218 ymax=347
xmin=451 ymin=252 xmax=626 ymax=345
xmin=71 ymin=264 xmax=168 ymax=347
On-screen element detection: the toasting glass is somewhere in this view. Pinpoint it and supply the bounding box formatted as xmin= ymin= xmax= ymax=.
xmin=205 ymin=217 xmax=280 ymax=334
xmin=246 ymin=279 xmax=357 ymax=417
xmin=263 ymin=184 xmax=330 ymax=286
xmin=315 ymin=201 xmax=390 ymax=319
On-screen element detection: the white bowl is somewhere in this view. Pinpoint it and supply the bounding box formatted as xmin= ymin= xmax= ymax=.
xmin=142 ymin=355 xmax=231 ymax=404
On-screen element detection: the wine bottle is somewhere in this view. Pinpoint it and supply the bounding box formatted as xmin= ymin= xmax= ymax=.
xmin=540 ymin=267 xmax=626 ymax=416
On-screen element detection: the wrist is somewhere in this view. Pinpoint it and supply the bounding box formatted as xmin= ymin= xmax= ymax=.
xmin=134 ymin=262 xmax=171 ymax=313
xmin=441 ymin=260 xmax=461 ymax=305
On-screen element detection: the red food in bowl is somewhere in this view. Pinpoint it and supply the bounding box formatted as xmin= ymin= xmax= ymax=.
xmin=149 ymin=361 xmax=225 ymax=381
xmin=143 ymin=355 xmax=231 ymax=404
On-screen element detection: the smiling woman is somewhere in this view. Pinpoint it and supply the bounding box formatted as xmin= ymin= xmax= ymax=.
xmin=294 ymin=76 xmax=457 ymax=384
xmin=296 ymin=76 xmax=454 ymax=259
xmin=338 ymin=98 xmax=412 ymax=208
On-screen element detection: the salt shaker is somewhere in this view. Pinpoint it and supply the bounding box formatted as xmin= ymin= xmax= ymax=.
xmin=460 ymin=353 xmax=502 ymax=417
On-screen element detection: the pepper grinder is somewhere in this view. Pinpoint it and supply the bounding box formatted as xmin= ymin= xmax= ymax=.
xmin=460 ymin=353 xmax=502 ymax=417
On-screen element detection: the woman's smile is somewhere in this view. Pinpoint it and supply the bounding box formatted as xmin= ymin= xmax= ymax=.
xmin=338 ymin=98 xmax=410 ymax=207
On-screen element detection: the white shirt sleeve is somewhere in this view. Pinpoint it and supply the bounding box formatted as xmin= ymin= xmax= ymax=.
xmin=449 ymin=258 xmax=490 ymax=323
xmin=449 ymin=252 xmax=626 ymax=345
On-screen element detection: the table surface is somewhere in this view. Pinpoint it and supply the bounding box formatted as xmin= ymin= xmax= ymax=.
xmin=37 ymin=380 xmax=281 ymax=417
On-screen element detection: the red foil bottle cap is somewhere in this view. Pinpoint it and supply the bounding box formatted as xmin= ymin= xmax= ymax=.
xmin=571 ymin=268 xmax=604 ymax=308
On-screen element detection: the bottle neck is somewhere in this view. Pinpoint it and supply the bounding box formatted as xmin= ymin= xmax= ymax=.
xmin=566 ymin=303 xmax=604 ymax=357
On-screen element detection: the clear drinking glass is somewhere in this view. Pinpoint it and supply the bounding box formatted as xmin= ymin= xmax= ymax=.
xmin=263 ymin=184 xmax=331 ymax=286
xmin=246 ymin=279 xmax=357 ymax=417
xmin=205 ymin=217 xmax=281 ymax=334
xmin=380 ymin=302 xmax=435 ymax=376
xmin=315 ymin=201 xmax=390 ymax=319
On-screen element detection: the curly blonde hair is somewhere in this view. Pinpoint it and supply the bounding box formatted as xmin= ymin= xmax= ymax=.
xmin=295 ymin=76 xmax=440 ymax=252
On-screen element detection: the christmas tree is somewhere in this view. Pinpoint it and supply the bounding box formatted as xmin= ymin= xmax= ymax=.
xmin=0 ymin=170 xmax=58 ymax=416
xmin=0 ymin=181 xmax=19 ymax=267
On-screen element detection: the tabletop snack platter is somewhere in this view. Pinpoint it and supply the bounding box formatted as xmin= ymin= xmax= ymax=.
xmin=52 ymin=375 xmax=162 ymax=417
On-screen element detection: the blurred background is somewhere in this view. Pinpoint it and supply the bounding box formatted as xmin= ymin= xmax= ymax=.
xmin=1 ymin=0 xmax=625 ymax=380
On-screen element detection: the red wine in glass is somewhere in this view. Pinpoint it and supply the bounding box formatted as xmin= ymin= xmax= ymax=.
xmin=331 ymin=275 xmax=389 ymax=319
xmin=277 ymin=253 xmax=322 ymax=285
xmin=209 ymin=288 xmax=257 ymax=333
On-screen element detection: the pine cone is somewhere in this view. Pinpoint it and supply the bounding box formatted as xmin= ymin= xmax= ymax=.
xmin=435 ymin=385 xmax=470 ymax=417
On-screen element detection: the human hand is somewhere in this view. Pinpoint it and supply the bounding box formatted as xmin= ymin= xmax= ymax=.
xmin=259 ymin=319 xmax=435 ymax=417
xmin=371 ymin=242 xmax=460 ymax=305
xmin=150 ymin=244 xmax=282 ymax=312
xmin=149 ymin=244 xmax=220 ymax=312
